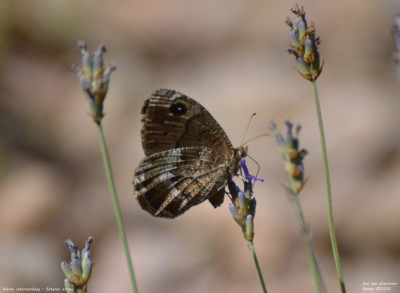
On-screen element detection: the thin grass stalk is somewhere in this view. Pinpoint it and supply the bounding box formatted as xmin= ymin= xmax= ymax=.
xmin=311 ymin=80 xmax=346 ymax=293
xmin=249 ymin=242 xmax=268 ymax=293
xmin=97 ymin=123 xmax=139 ymax=293
xmin=292 ymin=192 xmax=326 ymax=293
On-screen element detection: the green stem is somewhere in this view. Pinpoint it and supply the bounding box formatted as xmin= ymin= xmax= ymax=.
xmin=97 ymin=123 xmax=139 ymax=293
xmin=311 ymin=80 xmax=346 ymax=293
xmin=248 ymin=242 xmax=268 ymax=293
xmin=292 ymin=193 xmax=326 ymax=293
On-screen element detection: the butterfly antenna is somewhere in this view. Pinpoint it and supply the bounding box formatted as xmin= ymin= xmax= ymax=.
xmin=243 ymin=133 xmax=270 ymax=146
xmin=247 ymin=154 xmax=261 ymax=179
xmin=241 ymin=113 xmax=257 ymax=146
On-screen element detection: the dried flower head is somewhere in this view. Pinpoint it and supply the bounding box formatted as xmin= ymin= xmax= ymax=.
xmin=286 ymin=5 xmax=323 ymax=81
xmin=72 ymin=41 xmax=116 ymax=124
xmin=228 ymin=160 xmax=262 ymax=242
xmin=268 ymin=120 xmax=308 ymax=194
xmin=61 ymin=237 xmax=93 ymax=293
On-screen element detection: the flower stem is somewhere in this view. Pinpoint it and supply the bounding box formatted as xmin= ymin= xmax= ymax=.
xmin=311 ymin=80 xmax=346 ymax=293
xmin=292 ymin=193 xmax=326 ymax=293
xmin=248 ymin=242 xmax=268 ymax=293
xmin=97 ymin=122 xmax=139 ymax=293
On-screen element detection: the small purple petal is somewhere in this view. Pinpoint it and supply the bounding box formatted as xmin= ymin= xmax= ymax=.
xmin=240 ymin=159 xmax=250 ymax=177
xmin=240 ymin=160 xmax=264 ymax=182
xmin=247 ymin=174 xmax=264 ymax=182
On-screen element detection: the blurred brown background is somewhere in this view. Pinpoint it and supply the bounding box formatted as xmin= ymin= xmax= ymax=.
xmin=1 ymin=0 xmax=400 ymax=292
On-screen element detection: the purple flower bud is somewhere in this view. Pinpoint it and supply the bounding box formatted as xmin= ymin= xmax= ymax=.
xmin=304 ymin=37 xmax=314 ymax=54
xmin=285 ymin=120 xmax=293 ymax=137
xmin=313 ymin=51 xmax=321 ymax=71
xmin=269 ymin=120 xmax=286 ymax=149
xmin=238 ymin=190 xmax=247 ymax=209
xmin=297 ymin=20 xmax=307 ymax=41
xmin=77 ymin=41 xmax=92 ymax=72
xmin=229 ymin=203 xmax=241 ymax=220
xmin=290 ymin=30 xmax=302 ymax=49
xmin=63 ymin=240 xmax=82 ymax=275
xmin=82 ymin=256 xmax=92 ymax=281
xmin=81 ymin=237 xmax=93 ymax=279
xmin=64 ymin=279 xmax=74 ymax=291
xmin=84 ymin=237 xmax=93 ymax=251
xmin=60 ymin=261 xmax=72 ymax=278
xmin=92 ymin=44 xmax=106 ymax=73
xmin=245 ymin=215 xmax=254 ymax=242
xmin=295 ymin=124 xmax=302 ymax=135
xmin=296 ymin=56 xmax=311 ymax=76
xmin=299 ymin=149 xmax=308 ymax=160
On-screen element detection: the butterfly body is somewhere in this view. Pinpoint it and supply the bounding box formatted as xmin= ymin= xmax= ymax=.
xmin=133 ymin=89 xmax=246 ymax=218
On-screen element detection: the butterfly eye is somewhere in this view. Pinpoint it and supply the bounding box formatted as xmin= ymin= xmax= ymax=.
xmin=170 ymin=102 xmax=187 ymax=115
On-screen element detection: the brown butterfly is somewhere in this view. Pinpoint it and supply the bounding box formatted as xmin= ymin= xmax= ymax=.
xmin=133 ymin=89 xmax=246 ymax=218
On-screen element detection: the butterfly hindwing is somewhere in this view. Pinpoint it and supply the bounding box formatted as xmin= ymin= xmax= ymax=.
xmin=134 ymin=146 xmax=226 ymax=218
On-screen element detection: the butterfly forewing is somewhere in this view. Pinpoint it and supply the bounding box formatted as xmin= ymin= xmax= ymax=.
xmin=133 ymin=89 xmax=246 ymax=218
xmin=141 ymin=89 xmax=234 ymax=157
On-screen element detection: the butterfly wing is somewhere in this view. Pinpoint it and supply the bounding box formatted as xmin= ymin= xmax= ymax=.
xmin=140 ymin=89 xmax=234 ymax=157
xmin=134 ymin=146 xmax=228 ymax=218
xmin=133 ymin=89 xmax=243 ymax=218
